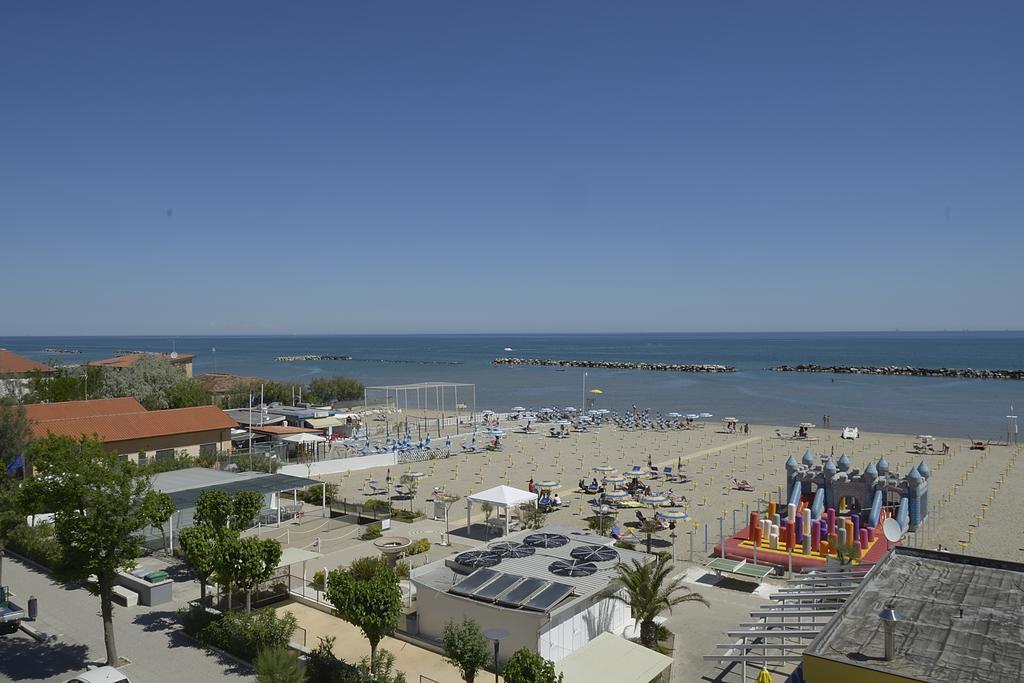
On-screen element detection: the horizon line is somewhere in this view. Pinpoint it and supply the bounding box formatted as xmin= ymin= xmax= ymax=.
xmin=3 ymin=329 xmax=1024 ymax=338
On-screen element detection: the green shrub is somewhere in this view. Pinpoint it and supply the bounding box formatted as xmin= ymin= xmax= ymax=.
xmin=614 ymin=540 xmax=636 ymax=550
xmin=301 ymin=483 xmax=337 ymax=506
xmin=254 ymin=647 xmax=305 ymax=683
xmin=407 ymin=538 xmax=431 ymax=556
xmin=394 ymin=562 xmax=410 ymax=579
xmin=6 ymin=522 xmax=63 ymax=568
xmin=306 ymin=635 xmax=360 ymax=683
xmin=501 ymin=647 xmax=563 ymax=683
xmin=311 ymin=569 xmax=326 ymax=592
xmin=360 ymin=523 xmax=382 ymax=541
xmin=390 ymin=508 xmax=423 ymax=523
xmin=195 ymin=608 xmax=297 ymax=662
xmin=363 ymin=499 xmax=386 ymax=512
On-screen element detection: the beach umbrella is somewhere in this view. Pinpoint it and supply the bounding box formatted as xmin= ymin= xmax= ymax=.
xmin=667 ymin=412 xmax=682 ymax=418
xmin=630 ymin=471 xmax=652 ymax=480
xmin=639 ymin=493 xmax=669 ymax=506
xmin=405 ymin=471 xmax=426 ymax=478
xmin=799 ymin=422 xmax=815 ymax=428
xmin=603 ymin=474 xmax=626 ymax=485
xmin=656 ymin=509 xmax=689 ymax=522
xmin=536 ymin=480 xmax=560 ymax=490
xmin=756 ymin=668 xmax=773 ymax=683
xmin=603 ymin=490 xmax=631 ymax=501
xmin=724 ymin=417 xmax=738 ymax=423
xmin=589 ymin=389 xmax=603 ymax=394
xmin=593 ymin=465 xmax=616 ymax=473
xmin=685 ymin=414 xmax=699 ymax=420
xmin=700 ymin=413 xmax=713 ymax=419
xmin=511 ymin=406 xmax=526 ymax=412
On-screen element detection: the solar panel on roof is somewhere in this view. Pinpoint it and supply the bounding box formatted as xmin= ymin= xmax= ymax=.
xmin=472 ymin=573 xmax=523 ymax=601
xmin=450 ymin=568 xmax=499 ymax=597
xmin=522 ymin=581 xmax=574 ymax=611
xmin=496 ymin=577 xmax=548 ymax=607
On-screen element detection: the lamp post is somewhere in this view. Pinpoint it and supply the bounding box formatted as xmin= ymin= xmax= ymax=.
xmin=483 ymin=628 xmax=509 ymax=683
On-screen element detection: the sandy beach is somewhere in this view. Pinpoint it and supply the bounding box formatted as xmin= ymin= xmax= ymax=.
xmin=320 ymin=416 xmax=1022 ymax=564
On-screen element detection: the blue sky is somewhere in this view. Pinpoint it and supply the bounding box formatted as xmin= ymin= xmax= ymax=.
xmin=2 ymin=2 xmax=1021 ymax=334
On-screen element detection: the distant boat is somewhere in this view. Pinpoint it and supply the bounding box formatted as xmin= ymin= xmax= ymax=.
xmin=504 ymin=347 xmax=513 ymax=352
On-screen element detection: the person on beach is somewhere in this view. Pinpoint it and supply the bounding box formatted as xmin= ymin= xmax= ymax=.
xmin=528 ymin=478 xmax=535 ymax=493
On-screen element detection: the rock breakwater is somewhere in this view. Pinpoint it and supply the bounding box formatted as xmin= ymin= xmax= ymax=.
xmin=770 ymin=364 xmax=1024 ymax=380
xmin=274 ymin=354 xmax=352 ymax=362
xmin=493 ymin=358 xmax=735 ymax=372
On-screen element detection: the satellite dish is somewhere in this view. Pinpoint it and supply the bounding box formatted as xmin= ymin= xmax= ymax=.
xmin=882 ymin=518 xmax=903 ymax=543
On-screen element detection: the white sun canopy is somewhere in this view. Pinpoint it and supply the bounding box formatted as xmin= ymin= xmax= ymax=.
xmin=467 ymin=485 xmax=538 ymax=537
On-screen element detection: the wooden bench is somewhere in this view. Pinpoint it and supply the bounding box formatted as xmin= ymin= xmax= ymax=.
xmin=704 ymin=557 xmax=775 ymax=583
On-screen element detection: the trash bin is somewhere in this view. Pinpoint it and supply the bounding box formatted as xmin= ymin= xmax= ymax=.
xmin=144 ymin=570 xmax=169 ymax=583
xmin=28 ymin=595 xmax=37 ymax=620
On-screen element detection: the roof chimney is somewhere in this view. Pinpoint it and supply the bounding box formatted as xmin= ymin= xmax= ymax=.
xmin=879 ymin=605 xmax=901 ymax=661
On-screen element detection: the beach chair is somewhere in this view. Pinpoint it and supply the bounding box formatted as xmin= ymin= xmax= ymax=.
xmin=662 ymin=466 xmax=674 ymax=480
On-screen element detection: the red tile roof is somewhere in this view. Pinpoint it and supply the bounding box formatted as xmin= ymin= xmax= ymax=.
xmin=88 ymin=353 xmax=195 ymax=369
xmin=29 ymin=405 xmax=238 ymax=443
xmin=24 ymin=397 xmax=146 ymax=421
xmin=0 ymin=349 xmax=54 ymax=375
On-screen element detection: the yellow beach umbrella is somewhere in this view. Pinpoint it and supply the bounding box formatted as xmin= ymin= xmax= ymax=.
xmin=589 ymin=388 xmax=603 ymax=394
xmin=756 ymin=668 xmax=773 ymax=683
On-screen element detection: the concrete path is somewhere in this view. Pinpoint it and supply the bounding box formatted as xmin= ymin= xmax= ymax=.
xmin=0 ymin=557 xmax=254 ymax=683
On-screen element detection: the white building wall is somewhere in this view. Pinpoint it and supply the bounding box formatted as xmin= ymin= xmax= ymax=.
xmin=538 ymin=592 xmax=631 ymax=662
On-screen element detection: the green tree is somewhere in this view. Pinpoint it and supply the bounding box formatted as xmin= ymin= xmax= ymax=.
xmin=602 ymin=554 xmax=709 ymax=649
xmin=501 ymin=647 xmax=563 ymax=683
xmin=27 ymin=434 xmax=166 ymax=665
xmin=441 ymin=617 xmax=490 ymax=683
xmin=399 ymin=474 xmax=419 ymax=512
xmin=166 ymin=378 xmax=211 ymax=409
xmin=0 ymin=477 xmax=24 ymax=587
xmin=521 ymin=505 xmax=545 ymax=530
xmin=325 ymin=556 xmax=402 ymax=668
xmin=305 ymin=376 xmax=364 ymax=404
xmin=0 ymin=402 xmax=32 ymax=467
xmin=25 ymin=366 xmax=104 ymax=403
xmin=231 ymin=490 xmax=264 ymax=530
xmin=254 ymin=647 xmax=306 ymax=683
xmin=143 ymin=490 xmax=176 ymax=552
xmin=221 ymin=536 xmax=283 ymax=612
xmin=100 ymin=355 xmax=185 ymax=410
xmin=178 ymin=524 xmax=223 ymax=604
xmin=194 ymin=489 xmax=234 ymax=534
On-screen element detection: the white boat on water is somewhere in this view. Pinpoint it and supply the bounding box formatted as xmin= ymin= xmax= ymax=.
xmin=841 ymin=426 xmax=859 ymax=440
xmin=503 ymin=347 xmax=513 ymax=351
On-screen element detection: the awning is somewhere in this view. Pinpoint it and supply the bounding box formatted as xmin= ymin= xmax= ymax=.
xmin=555 ymin=632 xmax=673 ymax=683
xmin=306 ymin=416 xmax=348 ymax=429
xmin=282 ymin=432 xmax=327 ymax=444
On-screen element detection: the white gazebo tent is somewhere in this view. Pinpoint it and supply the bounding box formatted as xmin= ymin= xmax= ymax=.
xmin=466 ymin=484 xmax=538 ymax=537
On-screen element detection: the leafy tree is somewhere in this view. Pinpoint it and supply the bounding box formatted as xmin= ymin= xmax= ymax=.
xmin=325 ymin=556 xmax=402 ymax=668
xmin=480 ymin=501 xmax=493 ymax=523
xmin=305 ymin=376 xmax=364 ymax=404
xmin=221 ymin=536 xmax=283 ymax=612
xmin=194 ymin=489 xmax=234 ymax=534
xmin=166 ymin=378 xmax=211 ymax=409
xmin=143 ymin=490 xmax=176 ymax=551
xmin=0 ymin=477 xmax=24 ymax=587
xmin=100 ymin=355 xmax=185 ymax=410
xmin=442 ymin=617 xmax=490 ymax=683
xmin=231 ymin=490 xmax=264 ymax=530
xmin=501 ymin=648 xmax=563 ymax=683
xmin=399 ymin=474 xmax=419 ymax=512
xmin=27 ymin=434 xmax=166 ymax=665
xmin=602 ymin=554 xmax=709 ymax=649
xmin=0 ymin=402 xmax=32 ymax=467
xmin=254 ymin=647 xmax=305 ymax=683
xmin=586 ymin=514 xmax=612 ymax=537
xmin=178 ymin=524 xmax=224 ymax=603
xmin=25 ymin=366 xmax=103 ymax=403
xmin=521 ymin=505 xmax=545 ymax=530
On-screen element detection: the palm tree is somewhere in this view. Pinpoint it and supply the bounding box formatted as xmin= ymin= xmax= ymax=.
xmin=603 ymin=554 xmax=709 ymax=649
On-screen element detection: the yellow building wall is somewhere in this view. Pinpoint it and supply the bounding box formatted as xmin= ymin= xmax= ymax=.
xmin=105 ymin=428 xmax=231 ymax=462
xmin=803 ymin=654 xmax=923 ymax=683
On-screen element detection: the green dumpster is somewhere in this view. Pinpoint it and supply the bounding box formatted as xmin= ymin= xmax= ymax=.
xmin=144 ymin=570 xmax=169 ymax=583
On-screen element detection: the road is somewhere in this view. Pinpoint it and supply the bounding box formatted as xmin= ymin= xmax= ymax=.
xmin=0 ymin=557 xmax=254 ymax=683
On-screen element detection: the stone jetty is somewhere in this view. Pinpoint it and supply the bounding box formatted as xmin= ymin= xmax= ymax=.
xmin=274 ymin=354 xmax=352 ymax=362
xmin=42 ymin=347 xmax=82 ymax=354
xmin=770 ymin=364 xmax=1024 ymax=380
xmin=493 ymin=358 xmax=735 ymax=372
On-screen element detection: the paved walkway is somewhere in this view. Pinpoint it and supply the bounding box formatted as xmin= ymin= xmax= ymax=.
xmin=0 ymin=557 xmax=254 ymax=683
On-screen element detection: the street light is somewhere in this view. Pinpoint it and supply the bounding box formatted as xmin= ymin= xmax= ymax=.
xmin=483 ymin=628 xmax=509 ymax=683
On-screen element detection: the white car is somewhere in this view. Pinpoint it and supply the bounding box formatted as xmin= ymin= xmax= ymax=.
xmin=841 ymin=426 xmax=859 ymax=440
xmin=65 ymin=666 xmax=130 ymax=683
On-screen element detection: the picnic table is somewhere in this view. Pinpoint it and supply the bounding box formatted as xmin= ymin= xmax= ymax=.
xmin=704 ymin=557 xmax=774 ymax=583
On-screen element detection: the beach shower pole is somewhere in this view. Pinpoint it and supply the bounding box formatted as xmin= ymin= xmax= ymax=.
xmin=688 ymin=530 xmax=694 ymax=562
xmin=719 ymin=516 xmax=725 ymax=559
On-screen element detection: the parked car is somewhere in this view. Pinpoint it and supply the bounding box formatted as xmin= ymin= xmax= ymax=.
xmin=64 ymin=666 xmax=130 ymax=683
